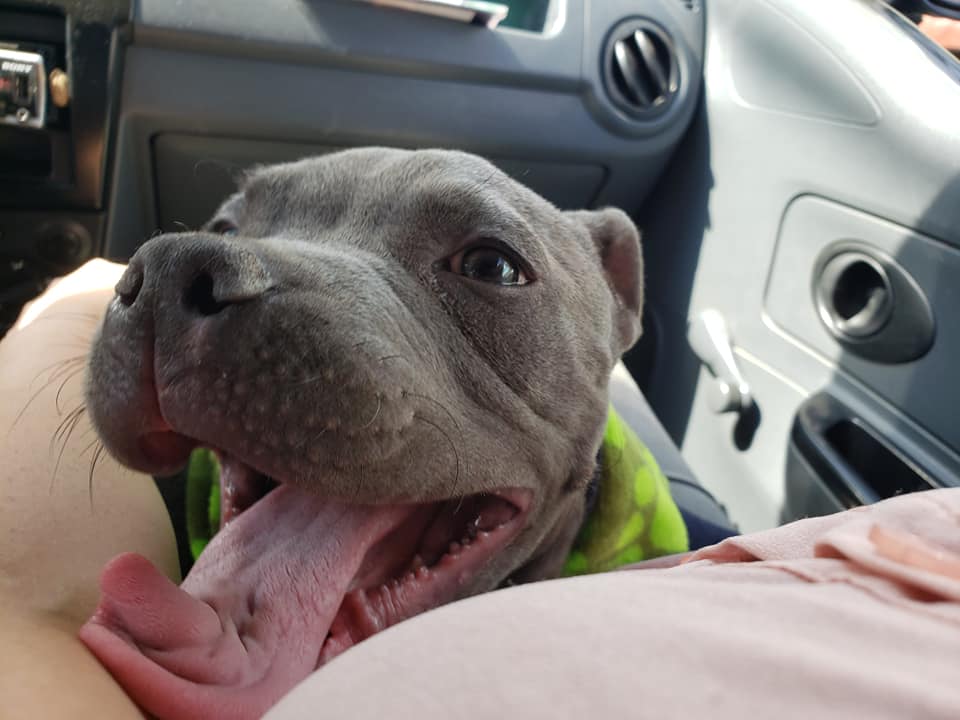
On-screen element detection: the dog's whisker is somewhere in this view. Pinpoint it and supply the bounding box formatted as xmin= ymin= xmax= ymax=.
xmin=290 ymin=372 xmax=328 ymax=388
xmin=55 ymin=365 xmax=86 ymax=415
xmin=88 ymin=442 xmax=108 ymax=510
xmin=412 ymin=413 xmax=461 ymax=505
xmin=404 ymin=391 xmax=463 ymax=435
xmin=10 ymin=360 xmax=86 ymax=436
xmin=358 ymin=394 xmax=382 ymax=430
xmin=50 ymin=404 xmax=85 ymax=453
xmin=80 ymin=436 xmax=102 ymax=457
xmin=404 ymin=391 xmax=465 ymax=500
xmin=352 ymin=462 xmax=367 ymax=505
xmin=27 ymin=354 xmax=86 ymax=392
xmin=49 ymin=405 xmax=87 ymax=492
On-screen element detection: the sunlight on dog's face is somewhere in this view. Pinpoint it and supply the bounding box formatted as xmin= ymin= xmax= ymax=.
xmin=82 ymin=148 xmax=643 ymax=720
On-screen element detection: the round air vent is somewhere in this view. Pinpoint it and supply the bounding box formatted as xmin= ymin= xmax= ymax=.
xmin=603 ymin=20 xmax=680 ymax=118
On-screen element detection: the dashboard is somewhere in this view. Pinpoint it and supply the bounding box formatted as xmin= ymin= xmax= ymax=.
xmin=0 ymin=0 xmax=705 ymax=335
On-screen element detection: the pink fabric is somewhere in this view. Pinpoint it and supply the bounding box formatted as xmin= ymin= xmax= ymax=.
xmin=266 ymin=489 xmax=960 ymax=719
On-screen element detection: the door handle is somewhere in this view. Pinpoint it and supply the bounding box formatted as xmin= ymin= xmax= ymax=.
xmin=687 ymin=309 xmax=753 ymax=415
xmin=791 ymin=393 xmax=938 ymax=510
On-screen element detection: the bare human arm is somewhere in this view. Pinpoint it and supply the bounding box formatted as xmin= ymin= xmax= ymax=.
xmin=0 ymin=260 xmax=179 ymax=719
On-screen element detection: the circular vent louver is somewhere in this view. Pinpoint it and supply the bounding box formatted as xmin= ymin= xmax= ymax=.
xmin=604 ymin=20 xmax=680 ymax=118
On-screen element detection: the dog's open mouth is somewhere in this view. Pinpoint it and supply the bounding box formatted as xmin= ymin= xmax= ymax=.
xmin=79 ymin=449 xmax=531 ymax=720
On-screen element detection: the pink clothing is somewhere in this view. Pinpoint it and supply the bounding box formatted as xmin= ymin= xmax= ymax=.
xmin=267 ymin=489 xmax=960 ymax=719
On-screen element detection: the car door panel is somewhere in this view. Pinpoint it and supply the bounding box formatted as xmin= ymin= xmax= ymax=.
xmin=635 ymin=0 xmax=960 ymax=531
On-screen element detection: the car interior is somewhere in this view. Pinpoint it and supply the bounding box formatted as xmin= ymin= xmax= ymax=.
xmin=2 ymin=0 xmax=959 ymax=565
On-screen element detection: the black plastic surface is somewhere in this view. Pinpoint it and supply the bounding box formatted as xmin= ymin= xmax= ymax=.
xmin=785 ymin=393 xmax=942 ymax=521
xmin=0 ymin=0 xmax=130 ymax=211
xmin=603 ymin=19 xmax=680 ymax=118
xmin=0 ymin=209 xmax=101 ymax=337
xmin=100 ymin=0 xmax=705 ymax=257
xmin=152 ymin=134 xmax=608 ymax=232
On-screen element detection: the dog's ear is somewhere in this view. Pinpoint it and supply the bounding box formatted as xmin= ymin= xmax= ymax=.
xmin=570 ymin=208 xmax=644 ymax=356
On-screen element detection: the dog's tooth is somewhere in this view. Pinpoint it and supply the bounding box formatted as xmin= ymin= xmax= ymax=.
xmin=411 ymin=554 xmax=425 ymax=570
xmin=416 ymin=566 xmax=429 ymax=580
xmin=460 ymin=536 xmax=471 ymax=546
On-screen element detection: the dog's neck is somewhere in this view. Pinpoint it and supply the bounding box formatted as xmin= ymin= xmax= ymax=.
xmin=584 ymin=451 xmax=604 ymax=520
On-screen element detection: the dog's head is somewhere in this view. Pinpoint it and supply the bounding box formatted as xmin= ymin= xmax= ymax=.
xmin=81 ymin=148 xmax=643 ymax=719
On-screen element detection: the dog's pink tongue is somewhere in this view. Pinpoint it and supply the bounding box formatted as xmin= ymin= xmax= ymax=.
xmin=80 ymin=485 xmax=408 ymax=720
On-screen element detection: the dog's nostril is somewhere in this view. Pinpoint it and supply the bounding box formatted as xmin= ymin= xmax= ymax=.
xmin=184 ymin=272 xmax=230 ymax=316
xmin=115 ymin=264 xmax=144 ymax=307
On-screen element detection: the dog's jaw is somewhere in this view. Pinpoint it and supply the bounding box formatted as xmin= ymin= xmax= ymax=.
xmin=80 ymin=148 xmax=644 ymax=719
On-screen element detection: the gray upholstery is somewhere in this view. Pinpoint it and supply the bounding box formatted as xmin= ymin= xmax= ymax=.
xmin=610 ymin=363 xmax=735 ymax=530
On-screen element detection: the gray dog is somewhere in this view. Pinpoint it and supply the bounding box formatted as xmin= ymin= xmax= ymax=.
xmin=79 ymin=148 xmax=643 ymax=719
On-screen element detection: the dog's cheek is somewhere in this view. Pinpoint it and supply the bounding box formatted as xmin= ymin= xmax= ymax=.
xmin=430 ymin=277 xmax=603 ymax=423
xmin=506 ymin=493 xmax=588 ymax=583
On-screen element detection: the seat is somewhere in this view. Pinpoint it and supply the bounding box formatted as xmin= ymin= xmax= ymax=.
xmin=609 ymin=363 xmax=738 ymax=549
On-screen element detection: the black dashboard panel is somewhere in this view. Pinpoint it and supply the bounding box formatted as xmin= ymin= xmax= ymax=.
xmin=106 ymin=0 xmax=705 ymax=257
xmin=0 ymin=0 xmax=129 ymax=334
xmin=153 ymin=133 xmax=608 ymax=232
xmin=0 ymin=0 xmax=705 ymax=324
xmin=0 ymin=0 xmax=129 ymax=209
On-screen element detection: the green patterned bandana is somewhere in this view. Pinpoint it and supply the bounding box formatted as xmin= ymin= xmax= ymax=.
xmin=185 ymin=406 xmax=689 ymax=570
xmin=561 ymin=406 xmax=689 ymax=576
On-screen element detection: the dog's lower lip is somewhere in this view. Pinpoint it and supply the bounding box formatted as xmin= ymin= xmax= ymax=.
xmin=138 ymin=430 xmax=196 ymax=470
xmin=318 ymin=501 xmax=520 ymax=666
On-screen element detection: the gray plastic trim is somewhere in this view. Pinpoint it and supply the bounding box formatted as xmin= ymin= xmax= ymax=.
xmin=105 ymin=0 xmax=705 ymax=256
xmin=767 ymin=196 xmax=958 ymax=445
xmin=637 ymin=0 xmax=960 ymax=531
xmin=131 ymin=0 xmax=704 ymax=138
xmin=812 ymin=240 xmax=935 ymax=363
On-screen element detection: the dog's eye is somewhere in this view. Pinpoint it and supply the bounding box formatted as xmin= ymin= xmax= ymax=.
xmin=210 ymin=219 xmax=239 ymax=236
xmin=453 ymin=247 xmax=529 ymax=286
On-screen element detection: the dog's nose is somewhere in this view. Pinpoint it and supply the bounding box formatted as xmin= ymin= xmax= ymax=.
xmin=116 ymin=234 xmax=274 ymax=316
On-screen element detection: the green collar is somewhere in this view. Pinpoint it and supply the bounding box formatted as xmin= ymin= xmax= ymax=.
xmin=185 ymin=406 xmax=689 ymax=571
